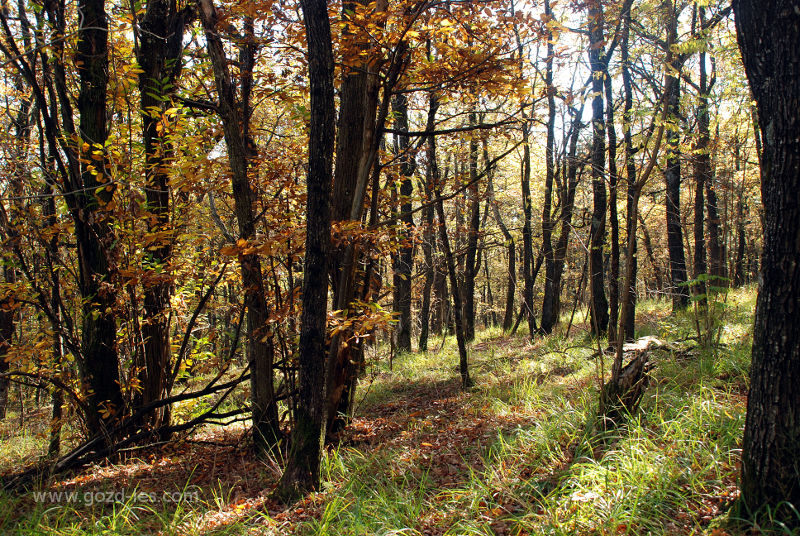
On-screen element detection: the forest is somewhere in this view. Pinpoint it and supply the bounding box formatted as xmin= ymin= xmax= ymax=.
xmin=0 ymin=0 xmax=798 ymax=533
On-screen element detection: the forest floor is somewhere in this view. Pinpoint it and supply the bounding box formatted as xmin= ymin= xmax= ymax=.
xmin=0 ymin=287 xmax=763 ymax=535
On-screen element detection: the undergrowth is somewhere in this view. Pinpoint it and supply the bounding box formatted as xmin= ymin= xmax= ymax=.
xmin=0 ymin=286 xmax=768 ymax=535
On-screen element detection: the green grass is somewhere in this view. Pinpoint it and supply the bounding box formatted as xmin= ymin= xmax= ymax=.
xmin=0 ymin=287 xmax=764 ymax=534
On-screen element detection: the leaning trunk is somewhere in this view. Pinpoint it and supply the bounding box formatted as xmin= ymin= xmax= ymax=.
xmin=198 ymin=0 xmax=280 ymax=453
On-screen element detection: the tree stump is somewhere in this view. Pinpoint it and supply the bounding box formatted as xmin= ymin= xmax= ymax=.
xmin=598 ymin=336 xmax=663 ymax=428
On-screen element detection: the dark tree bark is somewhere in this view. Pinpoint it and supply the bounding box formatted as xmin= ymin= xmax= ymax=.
xmin=605 ymin=67 xmax=620 ymax=343
xmin=325 ymin=0 xmax=401 ymax=436
xmin=692 ymin=168 xmax=707 ymax=293
xmin=546 ymin=109 xmax=586 ymax=335
xmin=691 ymin=6 xmax=711 ymax=302
xmin=638 ymin=212 xmax=664 ymax=295
xmin=520 ymin=120 xmax=536 ymax=336
xmin=705 ymin=174 xmax=725 ymax=283
xmin=433 ymin=177 xmax=472 ymax=389
xmin=0 ymin=67 xmax=32 ymax=421
xmin=620 ymin=3 xmax=637 ymax=341
xmin=198 ymin=0 xmax=280 ymax=454
xmin=601 ymin=15 xmax=674 ymax=425
xmin=483 ymin=254 xmax=497 ymax=327
xmin=588 ymin=0 xmax=609 ymax=336
xmin=485 ymin=142 xmax=515 ymax=332
xmin=463 ymin=111 xmax=481 ymax=342
xmin=392 ymin=93 xmax=414 ymax=353
xmin=75 ymin=0 xmax=124 ymax=438
xmin=0 ymin=0 xmax=124 ymax=440
xmin=431 ymin=153 xmax=451 ymax=337
xmin=276 ymin=0 xmax=335 ymax=500
xmin=0 ymin=265 xmax=13 ymax=420
xmin=734 ymin=0 xmax=800 ymax=525
xmin=135 ymin=0 xmax=188 ymax=433
xmin=418 ymin=200 xmax=435 ymax=350
xmin=664 ymin=7 xmax=689 ymax=311
xmin=419 ymin=92 xmax=440 ymax=350
xmin=734 ymin=191 xmax=747 ymax=287
xmin=540 ymin=0 xmax=559 ymax=335
xmin=431 ymin=244 xmax=449 ymax=335
xmin=42 ymin=188 xmax=65 ymax=456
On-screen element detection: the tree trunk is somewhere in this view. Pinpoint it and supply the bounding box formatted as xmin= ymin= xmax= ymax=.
xmin=419 ymin=93 xmax=440 ymax=350
xmin=276 ymin=0 xmax=335 ymax=500
xmin=0 ymin=0 xmax=123 ymax=439
xmin=484 ymin=256 xmax=496 ymax=327
xmin=485 ymin=143 xmax=515 ymax=332
xmin=432 ymin=248 xmax=449 ymax=335
xmin=418 ymin=205 xmax=435 ymax=351
xmin=588 ymin=0 xmax=609 ymax=336
xmin=665 ymin=90 xmax=689 ymax=308
xmin=540 ymin=0 xmax=558 ymax=335
xmin=664 ymin=9 xmax=689 ymax=311
xmin=135 ymin=0 xmax=186 ymax=433
xmin=392 ymin=93 xmax=414 ymax=353
xmin=734 ymin=192 xmax=747 ymax=287
xmin=638 ymin=213 xmax=664 ymax=296
xmin=41 ymin=185 xmax=66 ymax=456
xmin=692 ymin=8 xmax=711 ymax=302
xmin=620 ymin=5 xmax=637 ymax=341
xmin=705 ymin=174 xmax=725 ymax=283
xmin=605 ymin=68 xmax=620 ymax=342
xmin=463 ymin=111 xmax=481 ymax=342
xmin=520 ymin=120 xmax=536 ymax=336
xmin=325 ymin=0 xmax=396 ymax=436
xmin=0 ymin=265 xmax=13 ymax=420
xmin=734 ymin=1 xmax=800 ymax=525
xmin=198 ymin=0 xmax=280 ymax=454
xmin=546 ymin=109 xmax=585 ymax=333
xmin=433 ymin=177 xmax=472 ymax=389
xmin=75 ymin=0 xmax=124 ymax=439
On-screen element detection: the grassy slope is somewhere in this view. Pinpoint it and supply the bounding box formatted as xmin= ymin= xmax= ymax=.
xmin=1 ymin=287 xmax=761 ymax=535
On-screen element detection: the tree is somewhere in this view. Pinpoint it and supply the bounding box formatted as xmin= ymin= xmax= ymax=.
xmin=520 ymin=107 xmax=536 ymax=337
xmin=275 ymin=0 xmax=335 ymax=500
xmin=0 ymin=265 xmax=13 ymax=420
xmin=619 ymin=0 xmax=636 ymax=341
xmin=433 ymin=151 xmax=473 ymax=390
xmin=690 ymin=5 xmax=711 ymax=303
xmin=462 ymin=110 xmax=482 ymax=342
xmin=325 ymin=0 xmax=393 ymax=436
xmin=539 ymin=0 xmax=559 ymax=335
xmin=734 ymin=0 xmax=800 ymax=526
xmin=198 ymin=0 xmax=281 ymax=454
xmin=663 ymin=2 xmax=689 ymax=311
xmin=0 ymin=0 xmax=126 ymax=439
xmin=391 ymin=93 xmax=415 ymax=353
xmin=135 ymin=0 xmax=189 ymax=433
xmin=486 ymin=143 xmax=515 ymax=332
xmin=418 ymin=91 xmax=440 ymax=349
xmin=587 ymin=0 xmax=609 ymax=336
